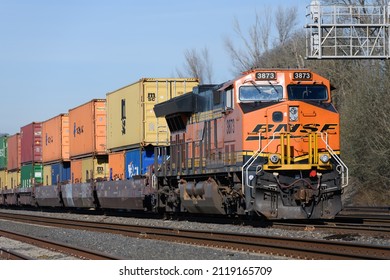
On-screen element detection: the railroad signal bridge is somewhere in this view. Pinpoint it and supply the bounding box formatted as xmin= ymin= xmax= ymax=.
xmin=306 ymin=0 xmax=390 ymax=59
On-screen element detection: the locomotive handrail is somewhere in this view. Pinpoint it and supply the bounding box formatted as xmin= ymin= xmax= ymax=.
xmin=242 ymin=132 xmax=277 ymax=193
xmin=320 ymin=132 xmax=349 ymax=188
xmin=242 ymin=131 xmax=349 ymax=193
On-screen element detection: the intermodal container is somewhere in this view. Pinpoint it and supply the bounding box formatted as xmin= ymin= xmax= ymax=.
xmin=42 ymin=114 xmax=70 ymax=163
xmin=69 ymin=99 xmax=106 ymax=158
xmin=106 ymin=78 xmax=199 ymax=151
xmin=0 ymin=134 xmax=8 ymax=170
xmin=51 ymin=162 xmax=71 ymax=184
xmin=7 ymin=133 xmax=21 ymax=171
xmin=108 ymin=151 xmax=125 ymax=180
xmin=71 ymin=158 xmax=82 ymax=183
xmin=21 ymin=163 xmax=43 ymax=188
xmin=20 ymin=122 xmax=42 ymax=164
xmin=7 ymin=170 xmax=20 ymax=189
xmin=125 ymin=147 xmax=156 ymax=179
xmin=43 ymin=164 xmax=52 ymax=186
xmin=71 ymin=156 xmax=108 ymax=183
xmin=43 ymin=162 xmax=71 ymax=186
xmin=0 ymin=170 xmax=7 ymax=189
xmin=81 ymin=155 xmax=109 ymax=182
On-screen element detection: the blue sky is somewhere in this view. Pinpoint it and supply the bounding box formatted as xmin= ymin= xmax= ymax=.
xmin=0 ymin=0 xmax=308 ymax=134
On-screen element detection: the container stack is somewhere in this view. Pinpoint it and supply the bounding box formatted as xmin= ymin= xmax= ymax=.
xmin=0 ymin=134 xmax=8 ymax=189
xmin=106 ymin=78 xmax=199 ymax=179
xmin=6 ymin=133 xmax=21 ymax=189
xmin=69 ymin=99 xmax=108 ymax=183
xmin=20 ymin=122 xmax=43 ymax=188
xmin=42 ymin=114 xmax=70 ymax=186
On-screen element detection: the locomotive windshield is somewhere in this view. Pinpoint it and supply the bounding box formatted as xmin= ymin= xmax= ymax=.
xmin=239 ymin=85 xmax=283 ymax=102
xmin=287 ymin=85 xmax=328 ymax=101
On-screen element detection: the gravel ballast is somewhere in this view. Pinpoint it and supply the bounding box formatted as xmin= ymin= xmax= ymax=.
xmin=0 ymin=208 xmax=389 ymax=260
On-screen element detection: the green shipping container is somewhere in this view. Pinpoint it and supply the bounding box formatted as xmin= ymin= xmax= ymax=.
xmin=0 ymin=135 xmax=7 ymax=170
xmin=21 ymin=163 xmax=43 ymax=188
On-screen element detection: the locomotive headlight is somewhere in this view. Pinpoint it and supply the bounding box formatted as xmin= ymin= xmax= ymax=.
xmin=289 ymin=106 xmax=299 ymax=122
xmin=320 ymin=154 xmax=330 ymax=163
xmin=270 ymin=154 xmax=280 ymax=164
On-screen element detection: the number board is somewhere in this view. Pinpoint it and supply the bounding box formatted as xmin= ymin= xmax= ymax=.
xmin=292 ymin=72 xmax=312 ymax=81
xmin=255 ymin=72 xmax=276 ymax=80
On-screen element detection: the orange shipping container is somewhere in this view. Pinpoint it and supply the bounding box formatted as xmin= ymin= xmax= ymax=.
xmin=71 ymin=158 xmax=82 ymax=183
xmin=42 ymin=114 xmax=70 ymax=163
xmin=108 ymin=151 xmax=125 ymax=180
xmin=69 ymin=99 xmax=106 ymax=158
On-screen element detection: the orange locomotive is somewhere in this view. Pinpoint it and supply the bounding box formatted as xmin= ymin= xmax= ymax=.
xmin=154 ymin=69 xmax=348 ymax=219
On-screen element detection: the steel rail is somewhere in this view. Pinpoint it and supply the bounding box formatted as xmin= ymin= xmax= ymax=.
xmin=0 ymin=212 xmax=389 ymax=259
xmin=0 ymin=228 xmax=121 ymax=260
xmin=270 ymin=220 xmax=390 ymax=238
xmin=0 ymin=248 xmax=33 ymax=260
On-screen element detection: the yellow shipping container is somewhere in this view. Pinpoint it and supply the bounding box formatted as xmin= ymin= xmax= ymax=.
xmin=43 ymin=164 xmax=52 ymax=186
xmin=0 ymin=170 xmax=7 ymax=189
xmin=106 ymin=78 xmax=199 ymax=151
xmin=7 ymin=170 xmax=20 ymax=189
xmin=81 ymin=156 xmax=109 ymax=183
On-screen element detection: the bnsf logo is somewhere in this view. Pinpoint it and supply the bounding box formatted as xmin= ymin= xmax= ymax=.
xmin=246 ymin=123 xmax=337 ymax=141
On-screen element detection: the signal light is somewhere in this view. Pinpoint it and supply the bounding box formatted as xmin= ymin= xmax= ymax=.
xmin=270 ymin=154 xmax=280 ymax=164
xmin=320 ymin=154 xmax=330 ymax=163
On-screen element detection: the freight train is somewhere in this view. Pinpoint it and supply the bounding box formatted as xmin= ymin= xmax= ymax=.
xmin=0 ymin=69 xmax=348 ymax=219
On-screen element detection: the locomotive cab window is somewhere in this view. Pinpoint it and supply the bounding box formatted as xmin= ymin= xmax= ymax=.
xmin=287 ymin=85 xmax=328 ymax=101
xmin=239 ymin=85 xmax=283 ymax=102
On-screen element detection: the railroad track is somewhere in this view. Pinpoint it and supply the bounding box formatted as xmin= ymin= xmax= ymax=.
xmin=0 ymin=212 xmax=389 ymax=259
xmin=0 ymin=248 xmax=33 ymax=260
xmin=340 ymin=206 xmax=390 ymax=214
xmin=270 ymin=217 xmax=390 ymax=238
xmin=337 ymin=206 xmax=390 ymax=219
xmin=0 ymin=228 xmax=122 ymax=260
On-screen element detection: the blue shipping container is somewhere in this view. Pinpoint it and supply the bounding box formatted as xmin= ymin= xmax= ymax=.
xmin=51 ymin=162 xmax=71 ymax=184
xmin=125 ymin=148 xmax=156 ymax=179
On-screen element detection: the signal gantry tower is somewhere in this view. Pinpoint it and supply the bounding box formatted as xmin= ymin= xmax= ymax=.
xmin=306 ymin=0 xmax=390 ymax=59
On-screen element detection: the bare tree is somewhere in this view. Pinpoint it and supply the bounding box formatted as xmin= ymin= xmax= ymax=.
xmin=224 ymin=8 xmax=274 ymax=73
xmin=201 ymin=47 xmax=213 ymax=84
xmin=274 ymin=6 xmax=298 ymax=45
xmin=176 ymin=47 xmax=214 ymax=84
xmin=224 ymin=6 xmax=299 ymax=74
